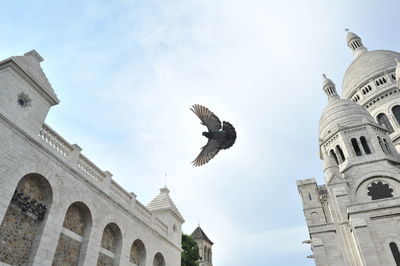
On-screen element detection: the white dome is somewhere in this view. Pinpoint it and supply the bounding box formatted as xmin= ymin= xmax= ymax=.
xmin=342 ymin=50 xmax=400 ymax=99
xmin=319 ymin=98 xmax=376 ymax=140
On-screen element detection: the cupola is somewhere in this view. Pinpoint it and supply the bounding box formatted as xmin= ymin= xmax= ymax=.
xmin=346 ymin=30 xmax=368 ymax=58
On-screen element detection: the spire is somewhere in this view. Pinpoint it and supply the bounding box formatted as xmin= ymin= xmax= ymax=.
xmin=396 ymin=58 xmax=400 ymax=88
xmin=322 ymin=74 xmax=339 ymax=101
xmin=345 ymin=29 xmax=368 ymax=58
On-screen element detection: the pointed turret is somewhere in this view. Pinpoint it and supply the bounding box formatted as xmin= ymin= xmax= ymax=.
xmin=322 ymin=74 xmax=339 ymax=101
xmin=346 ymin=30 xmax=368 ymax=58
xmin=147 ymin=186 xmax=184 ymax=222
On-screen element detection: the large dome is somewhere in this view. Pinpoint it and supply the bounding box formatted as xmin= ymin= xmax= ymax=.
xmin=342 ymin=50 xmax=400 ymax=99
xmin=319 ymin=97 xmax=376 ymax=140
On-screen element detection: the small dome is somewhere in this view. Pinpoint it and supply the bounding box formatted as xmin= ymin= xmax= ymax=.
xmin=342 ymin=50 xmax=400 ymax=99
xmin=319 ymin=97 xmax=376 ymax=140
xmin=346 ymin=31 xmax=360 ymax=44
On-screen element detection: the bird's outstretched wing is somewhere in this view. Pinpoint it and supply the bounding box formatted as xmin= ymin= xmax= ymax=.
xmin=192 ymin=139 xmax=220 ymax=167
xmin=190 ymin=104 xmax=222 ymax=131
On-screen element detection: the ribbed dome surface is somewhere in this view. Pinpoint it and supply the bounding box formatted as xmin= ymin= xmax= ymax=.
xmin=319 ymin=98 xmax=375 ymax=140
xmin=342 ymin=50 xmax=400 ymax=99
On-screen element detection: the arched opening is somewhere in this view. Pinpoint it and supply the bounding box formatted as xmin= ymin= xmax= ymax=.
xmin=204 ymin=247 xmax=208 ymax=262
xmin=377 ymin=113 xmax=394 ymax=133
xmin=351 ymin=138 xmax=362 ymax=156
xmin=392 ymin=106 xmax=400 ymax=126
xmin=52 ymin=202 xmax=92 ymax=265
xmin=0 ymin=173 xmax=53 ymax=265
xmin=311 ymin=212 xmax=319 ymax=224
xmin=97 ymin=223 xmax=122 ymax=265
xmin=383 ymin=138 xmax=392 ymax=155
xmin=360 ymin=137 xmax=371 ymax=154
xmin=153 ymin=252 xmax=166 ymax=266
xmin=208 ymin=248 xmax=212 ymax=263
xmin=336 ymin=145 xmax=346 ymax=162
xmin=378 ymin=137 xmax=388 ymax=154
xmin=390 ymin=242 xmax=400 ymax=265
xmin=130 ymin=239 xmax=146 ymax=266
xmin=367 ymin=181 xmax=393 ymax=200
xmin=330 ymin=150 xmax=339 ymax=165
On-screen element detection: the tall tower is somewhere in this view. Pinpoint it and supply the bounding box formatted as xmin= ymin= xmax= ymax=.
xmin=191 ymin=226 xmax=213 ymax=266
xmin=298 ymin=73 xmax=400 ymax=265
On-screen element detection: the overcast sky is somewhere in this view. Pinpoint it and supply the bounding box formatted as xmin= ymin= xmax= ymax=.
xmin=1 ymin=1 xmax=400 ymax=265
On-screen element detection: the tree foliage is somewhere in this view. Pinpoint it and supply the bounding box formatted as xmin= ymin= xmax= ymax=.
xmin=181 ymin=233 xmax=200 ymax=266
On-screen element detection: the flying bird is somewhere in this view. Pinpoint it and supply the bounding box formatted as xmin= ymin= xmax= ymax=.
xmin=191 ymin=104 xmax=236 ymax=166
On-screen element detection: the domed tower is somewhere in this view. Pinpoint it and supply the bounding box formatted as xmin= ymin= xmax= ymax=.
xmin=298 ymin=75 xmax=400 ymax=266
xmin=342 ymin=31 xmax=400 ymax=151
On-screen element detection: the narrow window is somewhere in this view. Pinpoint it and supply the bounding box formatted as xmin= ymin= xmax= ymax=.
xmin=330 ymin=150 xmax=339 ymax=165
xmin=336 ymin=145 xmax=346 ymax=162
xmin=351 ymin=138 xmax=362 ymax=156
xmin=360 ymin=137 xmax=371 ymax=154
xmin=378 ymin=136 xmax=387 ymax=154
xmin=383 ymin=77 xmax=387 ymax=83
xmin=390 ymin=242 xmax=400 ymax=266
xmin=392 ymin=105 xmax=400 ymax=126
xmin=383 ymin=138 xmax=392 ymax=155
xmin=308 ymin=192 xmax=312 ymax=201
xmin=377 ymin=113 xmax=395 ymax=133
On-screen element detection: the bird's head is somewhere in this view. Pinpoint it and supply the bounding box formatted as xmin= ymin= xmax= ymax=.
xmin=202 ymin=132 xmax=211 ymax=138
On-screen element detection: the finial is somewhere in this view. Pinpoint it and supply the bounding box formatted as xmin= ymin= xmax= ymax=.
xmin=198 ymin=219 xmax=200 ymax=227
xmin=322 ymin=73 xmax=327 ymax=79
xmin=344 ymin=28 xmax=349 ymax=32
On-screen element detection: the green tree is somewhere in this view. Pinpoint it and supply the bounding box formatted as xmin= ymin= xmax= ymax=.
xmin=181 ymin=233 xmax=200 ymax=266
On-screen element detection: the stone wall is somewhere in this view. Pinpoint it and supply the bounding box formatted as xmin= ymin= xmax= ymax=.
xmin=97 ymin=252 xmax=113 ymax=266
xmin=52 ymin=234 xmax=81 ymax=266
xmin=101 ymin=224 xmax=117 ymax=252
xmin=0 ymin=204 xmax=40 ymax=265
xmin=63 ymin=205 xmax=85 ymax=235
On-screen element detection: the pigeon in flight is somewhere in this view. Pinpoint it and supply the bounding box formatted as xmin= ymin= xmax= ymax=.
xmin=191 ymin=104 xmax=236 ymax=166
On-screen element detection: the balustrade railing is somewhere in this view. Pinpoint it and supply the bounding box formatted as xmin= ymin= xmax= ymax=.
xmin=38 ymin=124 xmax=73 ymax=157
xmin=110 ymin=180 xmax=132 ymax=203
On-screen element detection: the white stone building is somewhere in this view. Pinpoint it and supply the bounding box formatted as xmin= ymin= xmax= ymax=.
xmin=297 ymin=31 xmax=400 ymax=265
xmin=0 ymin=50 xmax=184 ymax=265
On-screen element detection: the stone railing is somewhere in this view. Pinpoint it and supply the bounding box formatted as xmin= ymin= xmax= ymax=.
xmin=110 ymin=180 xmax=132 ymax=203
xmin=77 ymin=155 xmax=106 ymax=183
xmin=38 ymin=124 xmax=73 ymax=157
xmin=36 ymin=123 xmax=161 ymax=230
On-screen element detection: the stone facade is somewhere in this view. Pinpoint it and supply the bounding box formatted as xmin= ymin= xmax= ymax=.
xmin=298 ymin=32 xmax=400 ymax=265
xmin=0 ymin=50 xmax=184 ymax=265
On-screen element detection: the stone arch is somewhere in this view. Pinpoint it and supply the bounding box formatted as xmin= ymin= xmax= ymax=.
xmin=0 ymin=173 xmax=53 ymax=265
xmin=52 ymin=201 xmax=92 ymax=266
xmin=354 ymin=175 xmax=400 ymax=202
xmin=153 ymin=252 xmax=166 ymax=266
xmin=130 ymin=239 xmax=146 ymax=266
xmin=97 ymin=222 xmax=122 ymax=265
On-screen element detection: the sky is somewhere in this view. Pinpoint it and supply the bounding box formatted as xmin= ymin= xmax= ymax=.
xmin=1 ymin=1 xmax=400 ymax=265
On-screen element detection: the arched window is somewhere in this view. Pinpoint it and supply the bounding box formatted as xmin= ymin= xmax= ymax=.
xmin=153 ymin=252 xmax=166 ymax=266
xmin=392 ymin=106 xmax=400 ymax=126
xmin=377 ymin=113 xmax=394 ymax=133
xmin=383 ymin=138 xmax=392 ymax=155
xmin=0 ymin=174 xmax=52 ymax=265
xmin=390 ymin=242 xmax=400 ymax=265
xmin=208 ymin=249 xmax=212 ymax=263
xmin=97 ymin=223 xmax=122 ymax=265
xmin=377 ymin=136 xmax=387 ymax=154
xmin=336 ymin=145 xmax=346 ymax=162
xmin=130 ymin=239 xmax=146 ymax=266
xmin=360 ymin=137 xmax=371 ymax=154
xmin=330 ymin=150 xmax=339 ymax=165
xmin=204 ymin=247 xmax=208 ymax=262
xmin=351 ymin=138 xmax=362 ymax=156
xmin=53 ymin=202 xmax=92 ymax=265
